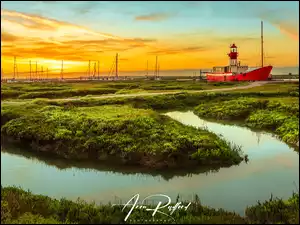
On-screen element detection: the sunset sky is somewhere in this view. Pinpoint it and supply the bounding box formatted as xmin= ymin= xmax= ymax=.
xmin=1 ymin=1 xmax=299 ymax=76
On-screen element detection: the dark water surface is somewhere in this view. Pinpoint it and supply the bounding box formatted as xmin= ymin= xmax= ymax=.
xmin=1 ymin=111 xmax=299 ymax=215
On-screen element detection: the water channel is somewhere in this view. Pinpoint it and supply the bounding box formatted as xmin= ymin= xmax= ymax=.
xmin=1 ymin=111 xmax=299 ymax=215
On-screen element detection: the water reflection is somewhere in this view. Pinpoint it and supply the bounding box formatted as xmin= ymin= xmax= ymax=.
xmin=1 ymin=111 xmax=299 ymax=215
xmin=1 ymin=144 xmax=224 ymax=181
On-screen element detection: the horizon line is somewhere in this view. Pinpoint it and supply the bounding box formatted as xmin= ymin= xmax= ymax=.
xmin=2 ymin=66 xmax=299 ymax=74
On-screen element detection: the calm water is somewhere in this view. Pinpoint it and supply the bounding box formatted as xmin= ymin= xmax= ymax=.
xmin=1 ymin=111 xmax=299 ymax=215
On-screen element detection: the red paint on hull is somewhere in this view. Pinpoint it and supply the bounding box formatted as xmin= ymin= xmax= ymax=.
xmin=206 ymin=66 xmax=273 ymax=82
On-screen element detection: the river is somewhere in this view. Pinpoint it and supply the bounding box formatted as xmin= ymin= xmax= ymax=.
xmin=1 ymin=111 xmax=299 ymax=215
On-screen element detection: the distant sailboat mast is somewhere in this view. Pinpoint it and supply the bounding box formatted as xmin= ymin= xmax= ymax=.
xmin=146 ymin=60 xmax=149 ymax=76
xmin=115 ymin=53 xmax=118 ymax=78
xmin=155 ymin=56 xmax=158 ymax=78
xmin=98 ymin=60 xmax=100 ymax=80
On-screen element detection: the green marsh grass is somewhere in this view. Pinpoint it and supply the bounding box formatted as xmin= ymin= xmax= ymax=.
xmin=194 ymin=97 xmax=299 ymax=147
xmin=1 ymin=80 xmax=247 ymax=100
xmin=1 ymin=82 xmax=299 ymax=223
xmin=1 ymin=104 xmax=244 ymax=169
xmin=1 ymin=186 xmax=299 ymax=224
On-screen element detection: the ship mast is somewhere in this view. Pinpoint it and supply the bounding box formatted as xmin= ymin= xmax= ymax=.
xmin=261 ymin=21 xmax=264 ymax=68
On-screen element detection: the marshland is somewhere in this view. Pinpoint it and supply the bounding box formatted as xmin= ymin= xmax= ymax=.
xmin=1 ymin=80 xmax=299 ymax=224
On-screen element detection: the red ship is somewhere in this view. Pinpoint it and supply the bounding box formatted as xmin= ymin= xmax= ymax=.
xmin=206 ymin=21 xmax=273 ymax=82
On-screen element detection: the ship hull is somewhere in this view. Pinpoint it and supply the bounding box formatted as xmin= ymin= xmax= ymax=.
xmin=206 ymin=66 xmax=273 ymax=82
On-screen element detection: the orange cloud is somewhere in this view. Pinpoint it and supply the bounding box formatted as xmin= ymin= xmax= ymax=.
xmin=135 ymin=13 xmax=173 ymax=21
xmin=1 ymin=9 xmax=158 ymax=64
xmin=1 ymin=9 xmax=122 ymax=40
xmin=273 ymin=21 xmax=299 ymax=41
xmin=1 ymin=32 xmax=20 ymax=42
xmin=148 ymin=46 xmax=209 ymax=55
xmin=258 ymin=8 xmax=299 ymax=41
xmin=4 ymin=15 xmax=57 ymax=31
xmin=119 ymin=58 xmax=129 ymax=61
xmin=1 ymin=34 xmax=157 ymax=61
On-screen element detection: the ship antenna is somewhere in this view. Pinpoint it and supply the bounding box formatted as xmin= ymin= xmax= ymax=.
xmin=261 ymin=21 xmax=264 ymax=68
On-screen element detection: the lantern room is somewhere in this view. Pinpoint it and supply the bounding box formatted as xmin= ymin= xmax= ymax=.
xmin=230 ymin=44 xmax=237 ymax=53
xmin=228 ymin=43 xmax=238 ymax=66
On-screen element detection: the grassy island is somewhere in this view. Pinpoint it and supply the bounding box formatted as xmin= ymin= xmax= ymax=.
xmin=194 ymin=97 xmax=299 ymax=148
xmin=1 ymin=104 xmax=244 ymax=170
